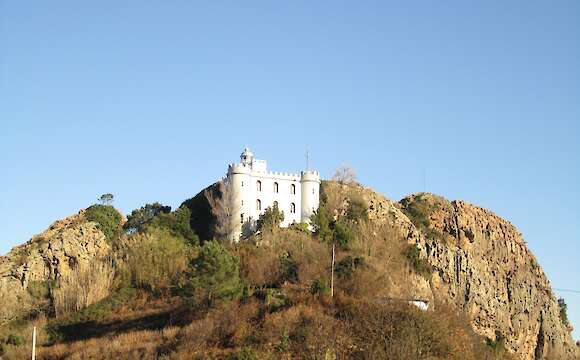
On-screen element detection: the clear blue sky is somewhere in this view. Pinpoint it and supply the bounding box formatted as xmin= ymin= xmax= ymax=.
xmin=1 ymin=1 xmax=578 ymax=339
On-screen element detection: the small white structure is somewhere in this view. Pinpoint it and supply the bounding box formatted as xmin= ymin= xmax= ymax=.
xmin=227 ymin=148 xmax=320 ymax=241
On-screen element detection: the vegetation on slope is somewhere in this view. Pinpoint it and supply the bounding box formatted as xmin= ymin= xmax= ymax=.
xmin=0 ymin=185 xmax=519 ymax=360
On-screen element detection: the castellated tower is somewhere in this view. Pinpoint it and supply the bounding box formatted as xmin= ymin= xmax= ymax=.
xmin=227 ymin=148 xmax=320 ymax=241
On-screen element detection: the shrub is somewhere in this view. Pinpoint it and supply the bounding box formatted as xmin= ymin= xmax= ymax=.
xmin=256 ymin=203 xmax=284 ymax=232
xmin=400 ymin=195 xmax=432 ymax=230
xmin=84 ymin=205 xmax=122 ymax=242
xmin=333 ymin=221 xmax=354 ymax=249
xmin=309 ymin=279 xmax=330 ymax=296
xmin=265 ymin=288 xmax=289 ymax=312
xmin=334 ymin=256 xmax=365 ymax=278
xmin=347 ymin=196 xmax=368 ymax=221
xmin=403 ymin=244 xmax=432 ymax=277
xmin=279 ymin=252 xmax=299 ymax=283
xmin=558 ymin=298 xmax=570 ymax=327
xmin=287 ymin=222 xmax=310 ymax=233
xmin=124 ymin=202 xmax=171 ymax=233
xmin=4 ymin=334 xmax=24 ymax=346
xmin=147 ymin=206 xmax=199 ymax=246
xmin=126 ymin=228 xmax=193 ymax=294
xmin=310 ymin=205 xmax=333 ymax=242
xmin=190 ymin=240 xmax=242 ymax=302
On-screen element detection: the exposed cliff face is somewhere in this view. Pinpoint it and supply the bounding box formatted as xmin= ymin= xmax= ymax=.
xmin=0 ymin=210 xmax=114 ymax=323
xmin=355 ymin=185 xmax=578 ymax=360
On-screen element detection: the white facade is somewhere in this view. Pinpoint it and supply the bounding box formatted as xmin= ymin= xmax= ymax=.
xmin=227 ymin=148 xmax=320 ymax=240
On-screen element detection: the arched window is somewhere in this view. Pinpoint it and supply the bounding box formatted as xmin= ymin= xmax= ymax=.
xmin=290 ymin=184 xmax=296 ymax=194
xmin=290 ymin=202 xmax=296 ymax=213
xmin=256 ymin=199 xmax=262 ymax=210
xmin=256 ymin=180 xmax=262 ymax=191
xmin=273 ymin=200 xmax=279 ymax=208
xmin=274 ymin=182 xmax=279 ymax=193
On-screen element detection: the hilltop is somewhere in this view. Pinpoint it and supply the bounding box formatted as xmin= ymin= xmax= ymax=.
xmin=0 ymin=181 xmax=578 ymax=359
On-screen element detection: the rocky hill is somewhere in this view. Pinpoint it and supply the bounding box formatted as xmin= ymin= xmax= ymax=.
xmin=340 ymin=183 xmax=578 ymax=359
xmin=0 ymin=183 xmax=578 ymax=359
xmin=0 ymin=210 xmax=115 ymax=324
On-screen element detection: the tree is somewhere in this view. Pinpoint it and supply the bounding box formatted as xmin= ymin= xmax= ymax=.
xmin=333 ymin=220 xmax=354 ymax=249
xmin=332 ymin=164 xmax=357 ymax=185
xmin=85 ymin=204 xmax=122 ymax=242
xmin=310 ymin=205 xmax=333 ymax=243
xmin=205 ymin=181 xmax=240 ymax=243
xmin=148 ymin=206 xmax=199 ymax=246
xmin=256 ymin=203 xmax=284 ymax=232
xmin=190 ymin=240 xmax=242 ymax=303
xmin=98 ymin=193 xmax=114 ymax=205
xmin=124 ymin=202 xmax=171 ymax=233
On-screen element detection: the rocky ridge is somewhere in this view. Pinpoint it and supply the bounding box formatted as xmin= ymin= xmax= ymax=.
xmin=0 ymin=210 xmax=113 ymax=323
xmin=351 ymin=185 xmax=578 ymax=360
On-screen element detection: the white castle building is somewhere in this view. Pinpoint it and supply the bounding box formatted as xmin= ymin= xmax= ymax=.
xmin=227 ymin=148 xmax=320 ymax=240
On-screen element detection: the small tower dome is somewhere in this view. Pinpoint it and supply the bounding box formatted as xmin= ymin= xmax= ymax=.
xmin=240 ymin=147 xmax=254 ymax=166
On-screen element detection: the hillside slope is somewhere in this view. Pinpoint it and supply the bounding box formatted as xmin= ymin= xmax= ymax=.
xmin=0 ymin=183 xmax=577 ymax=359
xmin=0 ymin=210 xmax=115 ymax=324
xmin=341 ymin=183 xmax=578 ymax=359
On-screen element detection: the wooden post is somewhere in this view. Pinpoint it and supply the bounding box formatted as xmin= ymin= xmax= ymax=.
xmin=331 ymin=242 xmax=335 ymax=298
xmin=31 ymin=326 xmax=36 ymax=360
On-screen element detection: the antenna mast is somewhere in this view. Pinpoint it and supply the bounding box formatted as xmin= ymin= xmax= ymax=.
xmin=306 ymin=147 xmax=310 ymax=170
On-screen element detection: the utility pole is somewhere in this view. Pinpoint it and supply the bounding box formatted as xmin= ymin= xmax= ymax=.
xmin=330 ymin=242 xmax=335 ymax=298
xmin=31 ymin=326 xmax=36 ymax=360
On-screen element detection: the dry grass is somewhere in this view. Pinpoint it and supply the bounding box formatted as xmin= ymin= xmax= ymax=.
xmin=52 ymin=259 xmax=115 ymax=318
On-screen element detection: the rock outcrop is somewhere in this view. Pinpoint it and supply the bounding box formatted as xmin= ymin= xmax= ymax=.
xmin=357 ymin=185 xmax=577 ymax=360
xmin=0 ymin=210 xmax=114 ymax=323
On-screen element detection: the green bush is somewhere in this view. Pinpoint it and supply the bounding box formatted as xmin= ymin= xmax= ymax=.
xmin=4 ymin=334 xmax=23 ymax=346
xmin=127 ymin=228 xmax=194 ymax=294
xmin=310 ymin=205 xmax=333 ymax=243
xmin=190 ymin=240 xmax=242 ymax=302
xmin=256 ymin=203 xmax=284 ymax=232
xmin=85 ymin=205 xmax=122 ymax=242
xmin=403 ymin=244 xmax=432 ymax=277
xmin=279 ymin=252 xmax=299 ymax=283
xmin=334 ymin=256 xmax=365 ymax=278
xmin=400 ymin=195 xmax=434 ymax=230
xmin=347 ymin=197 xmax=368 ymax=221
xmin=147 ymin=206 xmax=199 ymax=246
xmin=310 ymin=279 xmax=330 ymax=296
xmin=333 ymin=221 xmax=354 ymax=249
xmin=124 ymin=202 xmax=171 ymax=233
xmin=287 ymin=222 xmax=310 ymax=233
xmin=265 ymin=288 xmax=289 ymax=312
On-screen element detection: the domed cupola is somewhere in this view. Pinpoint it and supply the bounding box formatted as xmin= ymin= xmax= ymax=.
xmin=240 ymin=147 xmax=254 ymax=166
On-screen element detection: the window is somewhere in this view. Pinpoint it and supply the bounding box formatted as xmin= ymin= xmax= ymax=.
xmin=257 ymin=180 xmax=262 ymax=191
xmin=241 ymin=181 xmax=244 ymax=187
xmin=256 ymin=199 xmax=262 ymax=210
xmin=274 ymin=182 xmax=279 ymax=193
xmin=273 ymin=200 xmax=278 ymax=208
xmin=240 ymin=213 xmax=244 ymax=224
xmin=290 ymin=184 xmax=296 ymax=194
xmin=290 ymin=203 xmax=296 ymax=213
